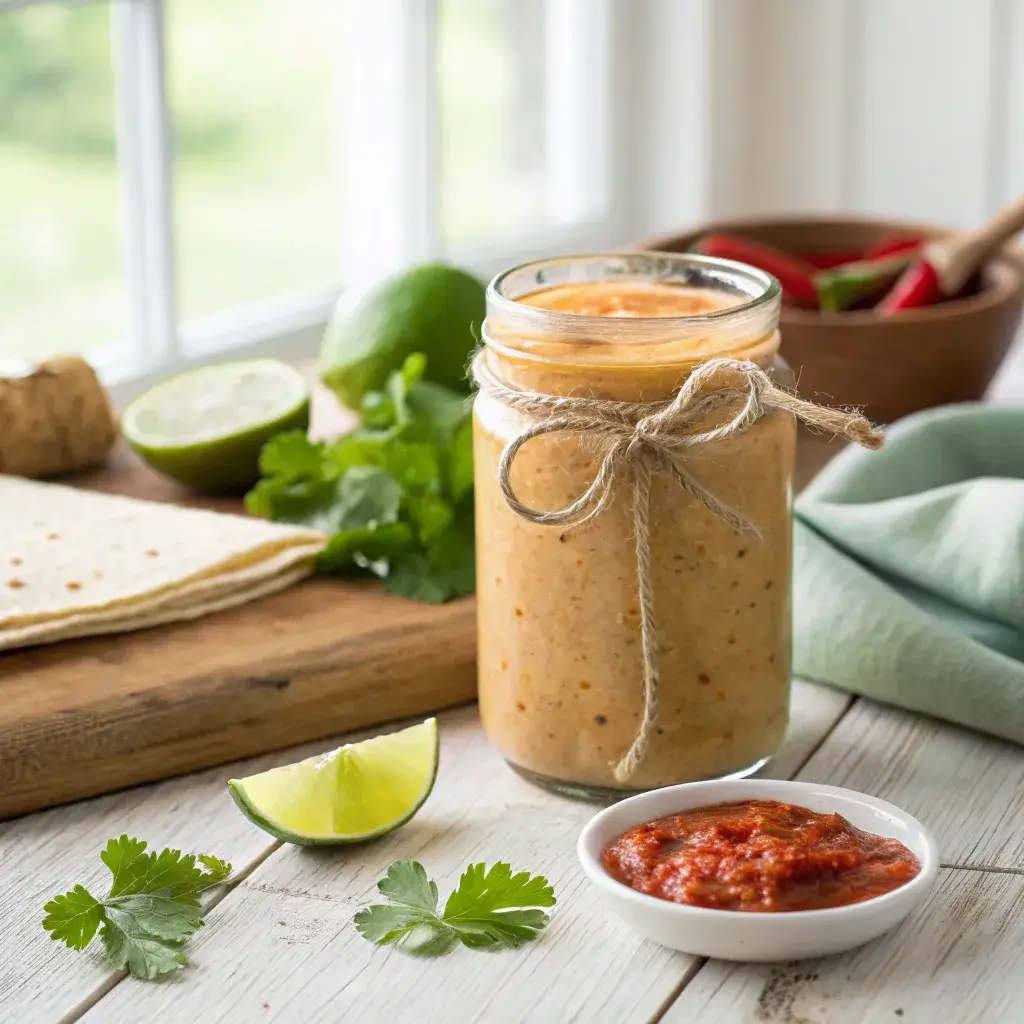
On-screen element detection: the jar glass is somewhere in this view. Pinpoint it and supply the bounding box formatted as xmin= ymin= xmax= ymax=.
xmin=473 ymin=252 xmax=794 ymax=800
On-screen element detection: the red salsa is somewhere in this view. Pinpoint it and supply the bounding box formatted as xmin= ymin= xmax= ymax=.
xmin=602 ymin=799 xmax=921 ymax=912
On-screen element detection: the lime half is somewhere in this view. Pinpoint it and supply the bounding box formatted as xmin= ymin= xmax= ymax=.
xmin=121 ymin=359 xmax=310 ymax=493
xmin=228 ymin=719 xmax=439 ymax=846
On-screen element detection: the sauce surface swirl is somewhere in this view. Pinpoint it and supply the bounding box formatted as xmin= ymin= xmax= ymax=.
xmin=602 ymin=799 xmax=921 ymax=912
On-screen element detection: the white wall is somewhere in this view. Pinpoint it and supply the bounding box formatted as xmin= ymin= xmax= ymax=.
xmin=695 ymin=0 xmax=1024 ymax=228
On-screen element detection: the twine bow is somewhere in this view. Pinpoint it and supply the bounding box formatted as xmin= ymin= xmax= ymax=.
xmin=472 ymin=349 xmax=884 ymax=783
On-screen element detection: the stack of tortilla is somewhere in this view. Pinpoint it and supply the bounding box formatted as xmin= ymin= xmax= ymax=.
xmin=0 ymin=476 xmax=326 ymax=652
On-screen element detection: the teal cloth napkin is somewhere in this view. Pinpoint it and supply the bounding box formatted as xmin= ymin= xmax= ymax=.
xmin=794 ymin=403 xmax=1024 ymax=744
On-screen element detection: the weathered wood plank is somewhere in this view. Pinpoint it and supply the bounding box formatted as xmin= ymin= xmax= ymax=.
xmin=75 ymin=682 xmax=847 ymax=1024
xmin=769 ymin=678 xmax=851 ymax=780
xmin=663 ymin=867 xmax=1024 ymax=1024
xmin=795 ymin=698 xmax=1024 ymax=869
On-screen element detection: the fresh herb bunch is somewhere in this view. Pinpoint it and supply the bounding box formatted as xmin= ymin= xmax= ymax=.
xmin=42 ymin=835 xmax=232 ymax=980
xmin=355 ymin=859 xmax=556 ymax=956
xmin=246 ymin=353 xmax=475 ymax=603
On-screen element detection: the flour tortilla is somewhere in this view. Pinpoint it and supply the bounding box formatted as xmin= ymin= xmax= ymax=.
xmin=0 ymin=476 xmax=326 ymax=652
xmin=0 ymin=561 xmax=314 ymax=651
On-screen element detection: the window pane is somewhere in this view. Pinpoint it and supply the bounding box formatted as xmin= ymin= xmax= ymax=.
xmin=439 ymin=0 xmax=547 ymax=248
xmin=168 ymin=0 xmax=343 ymax=322
xmin=0 ymin=3 xmax=126 ymax=361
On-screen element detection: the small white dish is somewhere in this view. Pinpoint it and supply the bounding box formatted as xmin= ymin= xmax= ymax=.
xmin=577 ymin=778 xmax=938 ymax=962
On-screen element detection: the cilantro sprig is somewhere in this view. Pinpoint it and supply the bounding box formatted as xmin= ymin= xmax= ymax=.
xmin=42 ymin=836 xmax=232 ymax=980
xmin=354 ymin=859 xmax=556 ymax=956
xmin=246 ymin=353 xmax=475 ymax=603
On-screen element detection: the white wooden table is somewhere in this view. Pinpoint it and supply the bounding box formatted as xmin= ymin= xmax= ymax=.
xmin=6 ymin=349 xmax=1024 ymax=1024
xmin=2 ymin=677 xmax=1023 ymax=1024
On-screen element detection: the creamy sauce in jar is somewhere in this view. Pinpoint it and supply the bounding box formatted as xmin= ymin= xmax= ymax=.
xmin=474 ymin=264 xmax=794 ymax=796
xmin=520 ymin=279 xmax=738 ymax=318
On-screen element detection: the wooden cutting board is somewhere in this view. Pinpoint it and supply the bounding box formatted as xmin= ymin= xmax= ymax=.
xmin=0 ymin=386 xmax=477 ymax=821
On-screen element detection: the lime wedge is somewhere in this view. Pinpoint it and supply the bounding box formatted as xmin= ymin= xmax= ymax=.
xmin=228 ymin=719 xmax=439 ymax=845
xmin=121 ymin=359 xmax=310 ymax=493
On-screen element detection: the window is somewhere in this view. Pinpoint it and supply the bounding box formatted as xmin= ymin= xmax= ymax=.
xmin=0 ymin=0 xmax=619 ymax=395
xmin=168 ymin=0 xmax=343 ymax=323
xmin=439 ymin=0 xmax=548 ymax=247
xmin=0 ymin=3 xmax=126 ymax=362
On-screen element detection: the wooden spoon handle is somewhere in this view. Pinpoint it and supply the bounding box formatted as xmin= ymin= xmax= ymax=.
xmin=930 ymin=193 xmax=1024 ymax=295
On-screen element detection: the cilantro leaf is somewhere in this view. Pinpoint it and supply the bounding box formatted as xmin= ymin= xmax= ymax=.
xmin=444 ymin=862 xmax=557 ymax=917
xmin=259 ymin=431 xmax=328 ymax=479
xmin=197 ymin=854 xmax=232 ymax=884
xmin=407 ymin=493 xmax=453 ymax=543
xmin=441 ymin=862 xmax=556 ymax=951
xmin=42 ymin=835 xmax=233 ymax=981
xmin=404 ymin=380 xmax=470 ymax=439
xmin=353 ymin=907 xmax=458 ymax=957
xmin=103 ymin=896 xmax=199 ymax=944
xmin=384 ymin=553 xmax=452 ymax=604
xmin=353 ymin=861 xmax=456 ymax=957
xmin=319 ymin=522 xmax=414 ymax=575
xmin=386 ymin=351 xmax=428 ymax=427
xmin=354 ymin=859 xmax=556 ymax=957
xmin=395 ymin=924 xmax=460 ymax=957
xmin=100 ymin=919 xmax=190 ymax=980
xmin=245 ymin=473 xmax=336 ymax=523
xmin=424 ymin=506 xmax=476 ymax=594
xmin=376 ymin=859 xmax=440 ymax=913
xmin=101 ymin=834 xmax=154 ymax=897
xmin=333 ymin=467 xmax=402 ymax=528
xmin=385 ymin=441 xmax=442 ymax=491
xmin=448 ymin=910 xmax=552 ymax=951
xmin=246 ymin=433 xmax=338 ymax=522
xmin=384 ymin=501 xmax=475 ymax=603
xmin=247 ymin=353 xmax=476 ymax=602
xmin=354 ymin=903 xmax=436 ymax=945
xmin=42 ymin=885 xmax=103 ymax=950
xmin=448 ymin=418 xmax=474 ymax=502
xmin=299 ymin=468 xmax=402 ymax=534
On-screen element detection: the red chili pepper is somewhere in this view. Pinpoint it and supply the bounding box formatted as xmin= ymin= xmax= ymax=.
xmin=876 ymin=260 xmax=943 ymax=315
xmin=802 ymin=248 xmax=868 ymax=270
xmin=863 ymin=234 xmax=924 ymax=261
xmin=814 ymin=252 xmax=913 ymax=312
xmin=698 ymin=234 xmax=819 ymax=309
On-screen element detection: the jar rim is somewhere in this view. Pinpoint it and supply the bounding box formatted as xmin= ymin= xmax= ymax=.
xmin=487 ymin=251 xmax=782 ymax=330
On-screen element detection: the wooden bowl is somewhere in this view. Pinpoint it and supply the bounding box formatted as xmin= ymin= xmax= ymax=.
xmin=635 ymin=215 xmax=1024 ymax=423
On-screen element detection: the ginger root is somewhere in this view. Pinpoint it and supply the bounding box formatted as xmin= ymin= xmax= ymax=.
xmin=0 ymin=356 xmax=118 ymax=478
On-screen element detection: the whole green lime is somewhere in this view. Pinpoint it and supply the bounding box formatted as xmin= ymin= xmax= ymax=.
xmin=121 ymin=360 xmax=310 ymax=493
xmin=319 ymin=263 xmax=485 ymax=408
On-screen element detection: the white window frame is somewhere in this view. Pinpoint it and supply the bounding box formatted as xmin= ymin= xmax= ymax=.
xmin=2 ymin=0 xmax=711 ymax=406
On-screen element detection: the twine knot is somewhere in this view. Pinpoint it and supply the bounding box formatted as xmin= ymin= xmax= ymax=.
xmin=472 ymin=348 xmax=883 ymax=784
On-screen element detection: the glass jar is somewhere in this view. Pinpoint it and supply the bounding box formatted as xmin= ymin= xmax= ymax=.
xmin=473 ymin=253 xmax=794 ymax=799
